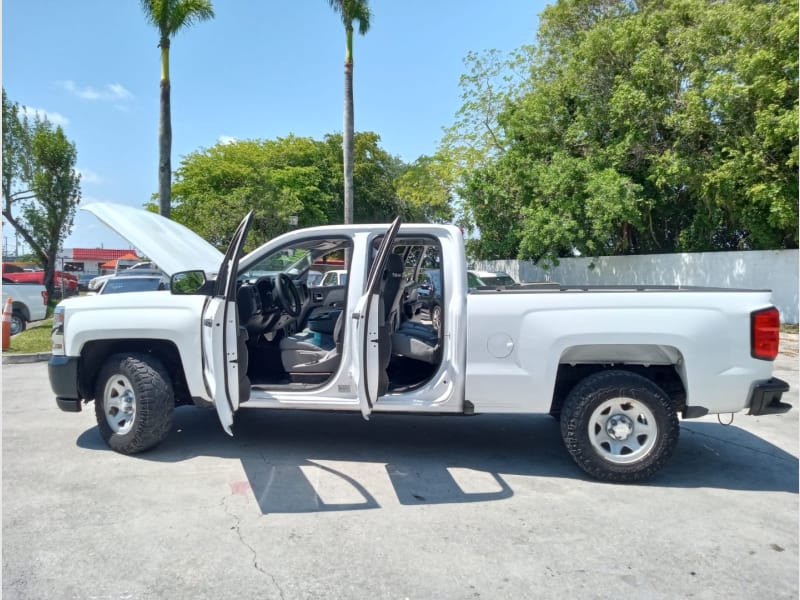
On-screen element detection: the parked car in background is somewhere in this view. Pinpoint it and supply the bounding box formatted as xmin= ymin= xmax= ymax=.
xmin=89 ymin=262 xmax=162 ymax=293
xmin=468 ymin=270 xmax=518 ymax=288
xmin=77 ymin=273 xmax=97 ymax=292
xmin=320 ymin=270 xmax=348 ymax=287
xmin=98 ymin=274 xmax=170 ymax=295
xmin=2 ymin=277 xmax=48 ymax=334
xmin=3 ymin=263 xmax=78 ymax=297
xmin=417 ymin=269 xmax=443 ymax=330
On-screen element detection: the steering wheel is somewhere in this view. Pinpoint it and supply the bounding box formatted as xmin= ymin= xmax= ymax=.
xmin=274 ymin=273 xmax=301 ymax=317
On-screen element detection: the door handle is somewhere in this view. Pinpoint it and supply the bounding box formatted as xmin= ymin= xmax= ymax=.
xmin=314 ymin=293 xmax=324 ymax=301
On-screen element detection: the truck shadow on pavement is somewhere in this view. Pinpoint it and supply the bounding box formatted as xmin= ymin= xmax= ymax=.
xmin=77 ymin=409 xmax=798 ymax=514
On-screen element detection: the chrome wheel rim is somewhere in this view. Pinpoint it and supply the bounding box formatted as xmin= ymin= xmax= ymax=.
xmin=103 ymin=374 xmax=136 ymax=435
xmin=588 ymin=397 xmax=657 ymax=464
xmin=432 ymin=306 xmax=442 ymax=330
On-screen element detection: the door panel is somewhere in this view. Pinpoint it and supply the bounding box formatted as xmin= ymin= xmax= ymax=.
xmin=352 ymin=217 xmax=402 ymax=418
xmin=202 ymin=211 xmax=254 ymax=435
xmin=298 ymin=285 xmax=347 ymax=329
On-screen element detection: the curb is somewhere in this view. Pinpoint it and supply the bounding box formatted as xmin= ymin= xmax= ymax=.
xmin=3 ymin=352 xmax=52 ymax=365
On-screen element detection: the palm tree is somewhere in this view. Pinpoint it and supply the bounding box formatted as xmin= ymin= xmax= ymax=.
xmin=327 ymin=0 xmax=371 ymax=224
xmin=140 ymin=0 xmax=214 ymax=218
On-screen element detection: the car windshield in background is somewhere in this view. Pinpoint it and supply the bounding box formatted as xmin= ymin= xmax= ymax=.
xmin=480 ymin=275 xmax=516 ymax=286
xmin=100 ymin=277 xmax=168 ymax=294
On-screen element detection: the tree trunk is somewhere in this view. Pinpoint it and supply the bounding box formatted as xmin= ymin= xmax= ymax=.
xmin=43 ymin=254 xmax=56 ymax=302
xmin=159 ymin=43 xmax=172 ymax=219
xmin=343 ymin=59 xmax=354 ymax=225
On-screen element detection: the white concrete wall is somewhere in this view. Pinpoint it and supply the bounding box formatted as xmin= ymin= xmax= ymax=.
xmin=475 ymin=249 xmax=799 ymax=323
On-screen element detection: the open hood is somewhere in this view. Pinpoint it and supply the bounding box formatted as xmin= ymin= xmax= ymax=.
xmin=82 ymin=203 xmax=224 ymax=276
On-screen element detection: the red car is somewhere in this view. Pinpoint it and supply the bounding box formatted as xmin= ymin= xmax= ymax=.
xmin=2 ymin=263 xmax=79 ymax=296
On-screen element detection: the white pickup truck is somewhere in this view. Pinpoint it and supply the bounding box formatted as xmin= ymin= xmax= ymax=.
xmin=2 ymin=277 xmax=48 ymax=335
xmin=48 ymin=203 xmax=791 ymax=482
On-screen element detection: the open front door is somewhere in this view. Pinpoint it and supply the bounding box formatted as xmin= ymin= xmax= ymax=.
xmin=202 ymin=211 xmax=253 ymax=435
xmin=352 ymin=217 xmax=402 ymax=419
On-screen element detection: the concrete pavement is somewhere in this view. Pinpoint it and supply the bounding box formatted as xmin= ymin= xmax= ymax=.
xmin=2 ymin=343 xmax=797 ymax=599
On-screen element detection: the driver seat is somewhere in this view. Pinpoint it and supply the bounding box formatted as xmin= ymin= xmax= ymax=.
xmin=279 ymin=311 xmax=344 ymax=381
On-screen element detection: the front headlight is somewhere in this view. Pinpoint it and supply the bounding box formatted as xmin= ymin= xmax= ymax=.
xmin=52 ymin=305 xmax=65 ymax=355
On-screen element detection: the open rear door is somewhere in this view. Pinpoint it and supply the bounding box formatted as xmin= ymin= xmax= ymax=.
xmin=202 ymin=211 xmax=253 ymax=435
xmin=351 ymin=217 xmax=402 ymax=419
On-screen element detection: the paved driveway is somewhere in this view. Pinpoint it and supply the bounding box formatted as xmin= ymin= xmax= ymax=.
xmin=3 ymin=341 xmax=798 ymax=599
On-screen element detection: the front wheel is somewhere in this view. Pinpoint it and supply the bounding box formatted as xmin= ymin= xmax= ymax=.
xmin=560 ymin=370 xmax=679 ymax=482
xmin=94 ymin=353 xmax=174 ymax=454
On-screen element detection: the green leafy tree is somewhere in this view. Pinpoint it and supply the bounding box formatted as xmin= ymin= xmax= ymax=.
xmin=139 ymin=0 xmax=214 ymax=219
xmin=453 ymin=0 xmax=798 ymax=261
xmin=394 ymin=155 xmax=454 ymax=223
xmin=2 ymin=89 xmax=81 ymax=298
xmin=326 ymin=0 xmax=371 ymax=224
xmin=322 ymin=131 xmax=407 ymax=223
xmin=154 ymin=131 xmax=416 ymax=249
xmin=165 ymin=136 xmax=336 ymax=250
xmin=438 ymin=47 xmax=533 ymax=234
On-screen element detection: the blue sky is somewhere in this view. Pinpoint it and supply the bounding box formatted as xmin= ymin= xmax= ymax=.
xmin=3 ymin=0 xmax=544 ymax=251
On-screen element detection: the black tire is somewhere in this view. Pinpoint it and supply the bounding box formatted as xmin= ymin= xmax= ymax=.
xmin=94 ymin=353 xmax=174 ymax=454
xmin=10 ymin=310 xmax=26 ymax=335
xmin=560 ymin=370 xmax=679 ymax=483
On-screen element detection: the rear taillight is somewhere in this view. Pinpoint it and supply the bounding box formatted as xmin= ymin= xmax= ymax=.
xmin=41 ymin=291 xmax=48 ymax=305
xmin=751 ymin=307 xmax=780 ymax=360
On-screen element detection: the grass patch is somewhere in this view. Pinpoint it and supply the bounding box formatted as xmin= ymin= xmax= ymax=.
xmin=4 ymin=319 xmax=53 ymax=354
xmin=781 ymin=324 xmax=799 ymax=334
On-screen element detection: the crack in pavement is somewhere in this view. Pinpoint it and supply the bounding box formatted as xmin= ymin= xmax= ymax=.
xmin=221 ymin=495 xmax=286 ymax=600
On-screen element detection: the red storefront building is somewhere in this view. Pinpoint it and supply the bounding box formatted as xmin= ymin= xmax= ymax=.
xmin=59 ymin=248 xmax=141 ymax=275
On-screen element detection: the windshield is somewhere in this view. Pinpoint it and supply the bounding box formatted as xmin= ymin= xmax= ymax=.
xmin=240 ymin=238 xmax=351 ymax=282
xmin=101 ymin=277 xmax=167 ymax=294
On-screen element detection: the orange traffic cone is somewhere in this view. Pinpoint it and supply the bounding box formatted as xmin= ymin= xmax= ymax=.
xmin=2 ymin=296 xmax=13 ymax=350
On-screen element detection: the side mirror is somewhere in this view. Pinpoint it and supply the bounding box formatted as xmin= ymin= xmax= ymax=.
xmin=171 ymin=270 xmax=208 ymax=295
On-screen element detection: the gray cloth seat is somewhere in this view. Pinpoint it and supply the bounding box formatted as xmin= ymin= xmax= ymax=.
xmin=397 ymin=319 xmax=438 ymax=343
xmin=390 ymin=262 xmax=440 ymax=364
xmin=390 ymin=328 xmax=440 ymax=364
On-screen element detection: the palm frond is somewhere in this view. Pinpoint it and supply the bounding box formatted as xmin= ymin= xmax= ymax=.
xmin=167 ymin=0 xmax=215 ymax=36
xmin=347 ymin=0 xmax=371 ymax=35
xmin=140 ymin=0 xmax=214 ymax=37
xmin=327 ymin=0 xmax=371 ymax=34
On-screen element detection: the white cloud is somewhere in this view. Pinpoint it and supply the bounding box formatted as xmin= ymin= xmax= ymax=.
xmin=19 ymin=106 xmax=69 ymax=126
xmin=59 ymin=80 xmax=134 ymax=102
xmin=77 ymin=168 xmax=103 ymax=184
xmin=217 ymin=135 xmax=237 ymax=145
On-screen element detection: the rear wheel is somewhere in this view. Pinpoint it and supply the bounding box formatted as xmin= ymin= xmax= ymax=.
xmin=10 ymin=310 xmax=25 ymax=335
xmin=560 ymin=370 xmax=679 ymax=482
xmin=94 ymin=353 xmax=174 ymax=454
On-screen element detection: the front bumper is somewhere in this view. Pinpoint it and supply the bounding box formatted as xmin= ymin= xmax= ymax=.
xmin=48 ymin=355 xmax=82 ymax=412
xmin=747 ymin=378 xmax=791 ymax=416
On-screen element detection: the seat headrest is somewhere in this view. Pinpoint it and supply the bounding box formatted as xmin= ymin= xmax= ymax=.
xmin=385 ymin=253 xmax=404 ymax=279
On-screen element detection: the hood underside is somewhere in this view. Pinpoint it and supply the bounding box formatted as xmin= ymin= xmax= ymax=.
xmin=82 ymin=203 xmax=224 ymax=276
